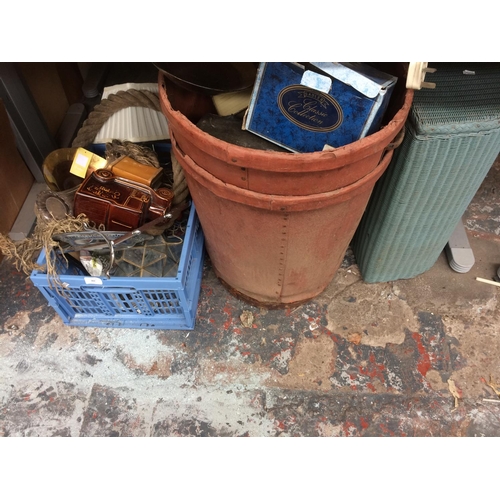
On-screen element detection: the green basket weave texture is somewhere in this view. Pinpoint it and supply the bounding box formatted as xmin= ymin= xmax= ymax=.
xmin=409 ymin=62 xmax=500 ymax=135
xmin=352 ymin=63 xmax=500 ymax=283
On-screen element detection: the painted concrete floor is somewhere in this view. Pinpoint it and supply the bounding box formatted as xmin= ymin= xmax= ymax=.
xmin=1 ymin=155 xmax=500 ymax=437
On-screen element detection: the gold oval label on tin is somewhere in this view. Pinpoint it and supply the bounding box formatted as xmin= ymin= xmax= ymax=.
xmin=278 ymin=85 xmax=343 ymax=132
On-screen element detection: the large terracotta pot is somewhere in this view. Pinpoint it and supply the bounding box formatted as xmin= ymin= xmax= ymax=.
xmin=158 ymin=64 xmax=414 ymax=305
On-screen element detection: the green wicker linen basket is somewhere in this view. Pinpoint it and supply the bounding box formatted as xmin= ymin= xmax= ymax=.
xmin=352 ymin=62 xmax=500 ymax=283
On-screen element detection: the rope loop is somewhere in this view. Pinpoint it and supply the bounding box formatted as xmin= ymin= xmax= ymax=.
xmin=71 ymin=88 xmax=188 ymax=205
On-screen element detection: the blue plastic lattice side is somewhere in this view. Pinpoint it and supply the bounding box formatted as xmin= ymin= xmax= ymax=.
xmin=30 ymin=203 xmax=204 ymax=330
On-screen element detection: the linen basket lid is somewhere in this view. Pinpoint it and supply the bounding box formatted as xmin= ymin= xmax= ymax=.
xmin=408 ymin=62 xmax=500 ymax=137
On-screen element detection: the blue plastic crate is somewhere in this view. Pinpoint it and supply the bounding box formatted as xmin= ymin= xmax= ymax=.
xmin=30 ymin=203 xmax=204 ymax=330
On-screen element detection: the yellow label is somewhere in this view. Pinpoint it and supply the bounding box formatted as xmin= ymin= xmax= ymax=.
xmin=70 ymin=148 xmax=93 ymax=178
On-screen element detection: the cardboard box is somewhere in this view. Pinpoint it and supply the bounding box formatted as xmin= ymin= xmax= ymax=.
xmin=243 ymin=62 xmax=397 ymax=153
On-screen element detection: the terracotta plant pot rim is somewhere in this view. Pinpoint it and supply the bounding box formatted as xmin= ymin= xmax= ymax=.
xmin=159 ymin=72 xmax=414 ymax=173
xmin=172 ymin=136 xmax=394 ymax=212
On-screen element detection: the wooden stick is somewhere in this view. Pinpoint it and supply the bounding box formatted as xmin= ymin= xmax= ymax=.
xmin=476 ymin=277 xmax=500 ymax=287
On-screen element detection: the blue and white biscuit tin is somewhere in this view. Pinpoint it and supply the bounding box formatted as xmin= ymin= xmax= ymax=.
xmin=243 ymin=62 xmax=397 ymax=153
